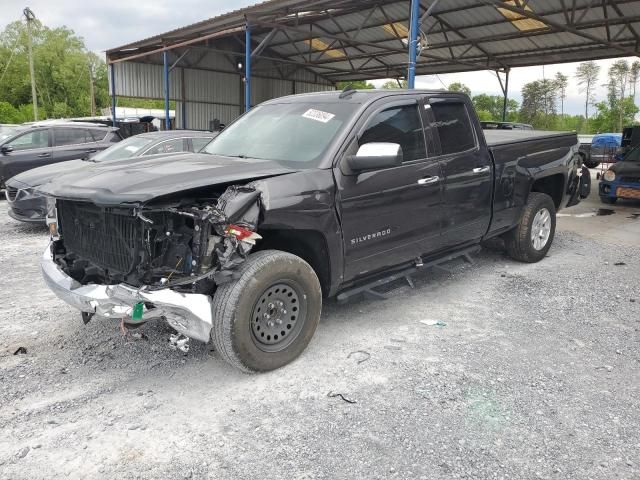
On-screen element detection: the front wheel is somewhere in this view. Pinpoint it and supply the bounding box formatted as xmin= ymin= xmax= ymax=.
xmin=210 ymin=250 xmax=322 ymax=372
xmin=504 ymin=192 xmax=556 ymax=263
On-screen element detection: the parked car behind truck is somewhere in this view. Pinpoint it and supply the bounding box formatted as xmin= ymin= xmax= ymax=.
xmin=599 ymin=144 xmax=640 ymax=204
xmin=5 ymin=130 xmax=218 ymax=223
xmin=0 ymin=121 xmax=121 ymax=190
xmin=39 ymin=90 xmax=588 ymax=372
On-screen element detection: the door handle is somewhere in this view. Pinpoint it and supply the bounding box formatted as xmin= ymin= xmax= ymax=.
xmin=417 ymin=176 xmax=440 ymax=185
xmin=473 ymin=166 xmax=490 ymax=174
xmin=37 ymin=153 xmax=51 ymax=158
xmin=86 ymin=148 xmax=97 ymax=153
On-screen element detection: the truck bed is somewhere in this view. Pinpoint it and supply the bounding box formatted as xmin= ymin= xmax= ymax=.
xmin=484 ymin=129 xmax=576 ymax=147
xmin=485 ymin=128 xmax=580 ymax=237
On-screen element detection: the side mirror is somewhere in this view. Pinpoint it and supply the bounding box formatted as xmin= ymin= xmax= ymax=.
xmin=1 ymin=145 xmax=13 ymax=155
xmin=346 ymin=143 xmax=403 ymax=172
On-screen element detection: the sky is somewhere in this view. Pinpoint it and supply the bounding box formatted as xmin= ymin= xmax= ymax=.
xmin=2 ymin=0 xmax=636 ymax=117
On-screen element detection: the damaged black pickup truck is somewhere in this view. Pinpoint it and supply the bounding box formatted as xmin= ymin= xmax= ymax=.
xmin=39 ymin=90 xmax=589 ymax=372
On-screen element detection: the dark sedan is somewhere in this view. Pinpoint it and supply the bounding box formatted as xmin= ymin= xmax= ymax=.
xmin=5 ymin=130 xmax=217 ymax=223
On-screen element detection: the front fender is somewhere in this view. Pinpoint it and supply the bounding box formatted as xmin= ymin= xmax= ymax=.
xmin=254 ymin=170 xmax=344 ymax=295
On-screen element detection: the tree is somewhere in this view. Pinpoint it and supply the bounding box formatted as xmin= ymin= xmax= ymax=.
xmin=0 ymin=19 xmax=111 ymax=122
xmin=591 ymin=98 xmax=638 ymax=133
xmin=575 ymin=61 xmax=601 ymax=130
xmin=554 ymin=72 xmax=568 ymax=119
xmin=520 ymin=79 xmax=557 ymax=129
xmin=447 ymin=82 xmax=471 ymax=96
xmin=381 ymin=79 xmax=408 ymax=89
xmin=608 ymin=60 xmax=631 ymax=132
xmin=336 ymin=80 xmax=375 ymax=90
xmin=472 ymin=94 xmax=518 ymax=121
xmin=630 ymin=61 xmax=640 ymax=103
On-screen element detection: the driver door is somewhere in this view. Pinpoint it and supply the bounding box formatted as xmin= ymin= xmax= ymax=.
xmin=2 ymin=128 xmax=52 ymax=179
xmin=335 ymin=97 xmax=444 ymax=281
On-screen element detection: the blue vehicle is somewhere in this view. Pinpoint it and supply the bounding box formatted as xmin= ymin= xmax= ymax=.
xmin=599 ymin=144 xmax=640 ymax=204
xmin=589 ymin=133 xmax=622 ymax=167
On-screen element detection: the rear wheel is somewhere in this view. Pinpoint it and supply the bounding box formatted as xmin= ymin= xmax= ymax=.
xmin=504 ymin=192 xmax=556 ymax=263
xmin=600 ymin=196 xmax=617 ymax=204
xmin=210 ymin=250 xmax=322 ymax=372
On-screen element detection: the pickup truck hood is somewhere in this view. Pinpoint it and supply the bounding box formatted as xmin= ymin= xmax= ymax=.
xmin=8 ymin=152 xmax=190 ymax=188
xmin=7 ymin=159 xmax=87 ymax=188
xmin=37 ymin=153 xmax=298 ymax=205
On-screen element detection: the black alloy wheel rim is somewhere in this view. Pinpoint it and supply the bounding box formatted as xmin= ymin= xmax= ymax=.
xmin=250 ymin=282 xmax=307 ymax=353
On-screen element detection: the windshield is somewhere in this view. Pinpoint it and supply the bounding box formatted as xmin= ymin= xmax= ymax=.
xmin=624 ymin=146 xmax=640 ymax=162
xmin=203 ymin=102 xmax=358 ymax=167
xmin=90 ymin=135 xmax=156 ymax=162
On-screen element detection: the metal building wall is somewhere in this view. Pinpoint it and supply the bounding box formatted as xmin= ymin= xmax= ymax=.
xmin=109 ymin=50 xmax=334 ymax=130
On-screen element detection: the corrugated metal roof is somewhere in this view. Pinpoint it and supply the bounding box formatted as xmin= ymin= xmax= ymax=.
xmin=107 ymin=0 xmax=640 ymax=82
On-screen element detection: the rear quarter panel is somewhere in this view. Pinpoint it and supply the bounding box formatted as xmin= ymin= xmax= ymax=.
xmin=488 ymin=133 xmax=579 ymax=236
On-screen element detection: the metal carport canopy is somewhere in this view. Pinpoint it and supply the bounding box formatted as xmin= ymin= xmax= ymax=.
xmin=105 ymin=0 xmax=640 ymax=125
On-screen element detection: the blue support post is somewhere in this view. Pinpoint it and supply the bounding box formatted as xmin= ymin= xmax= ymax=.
xmin=110 ymin=64 xmax=117 ymax=127
xmin=502 ymin=68 xmax=510 ymax=122
xmin=407 ymin=0 xmax=420 ymax=89
xmin=163 ymin=50 xmax=170 ymax=130
xmin=245 ymin=23 xmax=251 ymax=112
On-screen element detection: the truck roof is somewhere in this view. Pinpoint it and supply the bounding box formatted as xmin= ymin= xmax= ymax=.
xmin=262 ymin=89 xmax=456 ymax=104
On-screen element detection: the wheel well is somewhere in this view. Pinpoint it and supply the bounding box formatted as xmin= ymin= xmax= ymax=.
xmin=255 ymin=229 xmax=331 ymax=297
xmin=531 ymin=174 xmax=564 ymax=209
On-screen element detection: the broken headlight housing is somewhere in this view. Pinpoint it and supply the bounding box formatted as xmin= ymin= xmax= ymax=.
xmin=45 ymin=196 xmax=59 ymax=239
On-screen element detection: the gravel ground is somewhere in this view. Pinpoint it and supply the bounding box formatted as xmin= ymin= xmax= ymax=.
xmin=0 ymin=197 xmax=639 ymax=480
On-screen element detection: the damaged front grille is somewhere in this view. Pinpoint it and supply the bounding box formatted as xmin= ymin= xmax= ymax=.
xmin=53 ymin=184 xmax=264 ymax=290
xmin=58 ymin=200 xmax=141 ymax=274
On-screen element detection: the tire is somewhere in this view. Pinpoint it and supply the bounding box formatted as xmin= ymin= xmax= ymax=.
xmin=210 ymin=250 xmax=322 ymax=372
xmin=504 ymin=192 xmax=556 ymax=263
xmin=584 ymin=160 xmax=600 ymax=169
xmin=600 ymin=196 xmax=617 ymax=204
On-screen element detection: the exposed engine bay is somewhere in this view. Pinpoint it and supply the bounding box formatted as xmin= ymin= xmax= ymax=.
xmin=49 ymin=183 xmax=264 ymax=294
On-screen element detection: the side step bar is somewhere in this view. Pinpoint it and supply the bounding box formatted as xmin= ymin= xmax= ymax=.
xmin=336 ymin=245 xmax=480 ymax=304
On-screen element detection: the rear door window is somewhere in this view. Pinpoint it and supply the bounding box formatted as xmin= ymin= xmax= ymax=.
xmin=108 ymin=132 xmax=122 ymax=143
xmin=359 ymin=104 xmax=427 ymax=162
xmin=53 ymin=128 xmax=93 ymax=146
xmin=89 ymin=129 xmax=108 ymax=141
xmin=143 ymin=138 xmax=186 ymax=155
xmin=7 ymin=130 xmax=49 ymax=150
xmin=428 ymin=101 xmax=477 ymax=155
xmin=191 ymin=137 xmax=212 ymax=152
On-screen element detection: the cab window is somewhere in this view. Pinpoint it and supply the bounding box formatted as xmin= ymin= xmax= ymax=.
xmin=428 ymin=100 xmax=477 ymax=155
xmin=360 ymin=104 xmax=426 ymax=162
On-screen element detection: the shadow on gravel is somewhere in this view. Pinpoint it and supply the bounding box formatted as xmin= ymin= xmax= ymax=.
xmin=7 ymin=222 xmax=47 ymax=234
xmin=322 ymin=241 xmax=508 ymax=318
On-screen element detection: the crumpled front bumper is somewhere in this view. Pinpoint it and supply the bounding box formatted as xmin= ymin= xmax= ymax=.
xmin=40 ymin=246 xmax=213 ymax=342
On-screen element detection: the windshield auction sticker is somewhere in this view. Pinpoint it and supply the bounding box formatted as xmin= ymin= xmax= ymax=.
xmin=302 ymin=108 xmax=336 ymax=123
